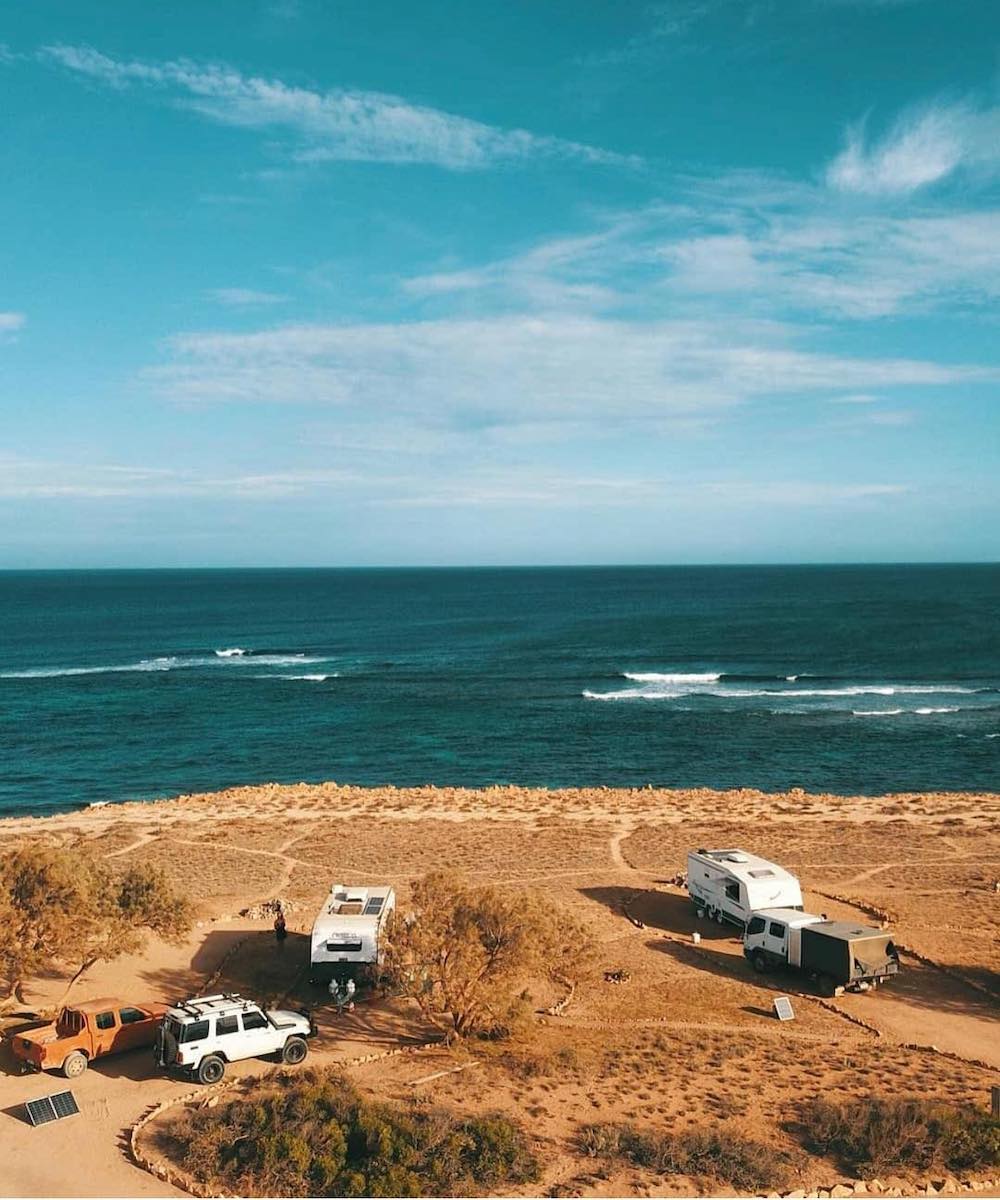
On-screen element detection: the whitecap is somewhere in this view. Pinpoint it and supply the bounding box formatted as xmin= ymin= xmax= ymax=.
xmin=1 ymin=656 xmax=181 ymax=678
xmin=255 ymin=672 xmax=338 ymax=682
xmin=215 ymin=647 xmax=248 ymax=658
xmin=623 ymin=671 xmax=720 ymax=684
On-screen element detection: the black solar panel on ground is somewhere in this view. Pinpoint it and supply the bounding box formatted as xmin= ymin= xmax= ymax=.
xmin=25 ymin=1091 xmax=79 ymax=1127
xmin=51 ymin=1091 xmax=80 ymax=1119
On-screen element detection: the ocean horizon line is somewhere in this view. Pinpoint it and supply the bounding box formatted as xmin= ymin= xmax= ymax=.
xmin=1 ymin=559 xmax=998 ymax=574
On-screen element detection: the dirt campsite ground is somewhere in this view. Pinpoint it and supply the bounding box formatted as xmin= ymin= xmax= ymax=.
xmin=0 ymin=783 xmax=997 ymax=1199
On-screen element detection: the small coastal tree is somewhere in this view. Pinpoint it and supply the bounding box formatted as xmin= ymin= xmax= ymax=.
xmin=383 ymin=871 xmax=592 ymax=1040
xmin=0 ymin=842 xmax=192 ymax=1008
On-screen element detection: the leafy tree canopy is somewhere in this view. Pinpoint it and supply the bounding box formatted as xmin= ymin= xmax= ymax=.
xmin=0 ymin=841 xmax=192 ymax=1005
xmin=383 ymin=870 xmax=592 ymax=1039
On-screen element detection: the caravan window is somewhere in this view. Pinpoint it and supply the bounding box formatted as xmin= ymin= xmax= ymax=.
xmin=724 ymin=881 xmax=740 ymax=902
xmin=327 ymin=939 xmax=363 ymax=953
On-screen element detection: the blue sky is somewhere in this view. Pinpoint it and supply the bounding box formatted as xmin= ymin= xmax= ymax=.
xmin=1 ymin=0 xmax=998 ymax=566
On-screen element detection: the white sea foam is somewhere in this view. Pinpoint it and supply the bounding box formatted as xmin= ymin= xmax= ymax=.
xmin=623 ymin=672 xmax=721 ymax=684
xmin=215 ymin=647 xmax=248 ymax=657
xmin=1 ymin=651 xmax=330 ymax=679
xmin=255 ymin=672 xmax=338 ymax=681
xmin=854 ymin=706 xmax=960 ymax=717
xmin=585 ymin=674 xmax=982 ymax=704
xmin=1 ymin=656 xmax=181 ymax=678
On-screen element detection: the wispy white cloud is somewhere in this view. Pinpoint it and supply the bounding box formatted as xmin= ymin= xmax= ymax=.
xmin=39 ymin=44 xmax=632 ymax=171
xmin=826 ymin=100 xmax=1000 ymax=194
xmin=0 ymin=454 xmax=908 ymax=514
xmin=149 ymin=315 xmax=988 ymax=437
xmin=0 ymin=312 xmax=25 ymax=337
xmin=405 ymin=198 xmax=1000 ymax=321
xmin=0 ymin=455 xmax=363 ymax=500
xmin=207 ymin=287 xmax=289 ymax=306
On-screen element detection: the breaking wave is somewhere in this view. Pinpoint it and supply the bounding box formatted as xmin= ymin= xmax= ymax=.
xmin=584 ymin=669 xmax=995 ymax=711
xmin=853 ymin=707 xmax=960 ymax=717
xmin=1 ymin=651 xmax=331 ymax=679
xmin=255 ymin=673 xmax=339 ymax=682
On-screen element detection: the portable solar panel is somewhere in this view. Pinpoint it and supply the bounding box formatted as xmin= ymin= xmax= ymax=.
xmin=24 ymin=1091 xmax=79 ymax=1127
xmin=51 ymin=1091 xmax=80 ymax=1119
xmin=773 ymin=996 xmax=795 ymax=1022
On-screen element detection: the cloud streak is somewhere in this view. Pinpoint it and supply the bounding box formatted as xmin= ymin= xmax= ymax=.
xmin=208 ymin=287 xmax=288 ymax=306
xmin=0 ymin=312 xmax=25 ymax=336
xmin=826 ymin=100 xmax=1000 ymax=194
xmin=39 ymin=44 xmax=632 ymax=171
xmin=151 ymin=315 xmax=989 ymax=434
xmin=0 ymin=454 xmax=908 ymax=513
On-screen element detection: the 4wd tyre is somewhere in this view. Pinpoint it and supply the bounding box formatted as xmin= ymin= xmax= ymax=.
xmin=197 ymin=1055 xmax=226 ymax=1085
xmin=62 ymin=1050 xmax=88 ymax=1079
xmin=282 ymin=1036 xmax=308 ymax=1065
xmin=818 ymin=974 xmax=838 ymax=998
xmin=751 ymin=950 xmax=768 ymax=974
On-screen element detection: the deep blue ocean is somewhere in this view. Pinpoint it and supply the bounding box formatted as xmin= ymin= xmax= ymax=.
xmin=1 ymin=566 xmax=998 ymax=816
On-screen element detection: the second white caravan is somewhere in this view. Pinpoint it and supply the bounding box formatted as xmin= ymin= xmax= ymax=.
xmin=686 ymin=848 xmax=802 ymax=928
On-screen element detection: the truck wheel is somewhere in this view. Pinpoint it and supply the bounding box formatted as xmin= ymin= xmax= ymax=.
xmin=751 ymin=950 xmax=768 ymax=974
xmin=282 ymin=1036 xmax=308 ymax=1065
xmin=62 ymin=1051 xmax=88 ymax=1079
xmin=818 ymin=974 xmax=838 ymax=998
xmin=197 ymin=1055 xmax=226 ymax=1085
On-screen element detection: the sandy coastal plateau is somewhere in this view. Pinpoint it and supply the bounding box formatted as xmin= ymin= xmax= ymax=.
xmin=0 ymin=783 xmax=998 ymax=1198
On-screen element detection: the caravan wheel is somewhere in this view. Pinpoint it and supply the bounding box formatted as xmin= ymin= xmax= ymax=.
xmin=714 ymin=908 xmax=725 ymax=925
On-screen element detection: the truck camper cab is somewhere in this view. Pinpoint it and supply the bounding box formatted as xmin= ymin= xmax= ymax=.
xmin=686 ymin=848 xmax=803 ymax=928
xmin=309 ymin=883 xmax=395 ymax=985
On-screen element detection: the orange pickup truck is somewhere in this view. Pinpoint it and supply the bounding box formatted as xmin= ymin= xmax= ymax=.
xmin=12 ymin=998 xmax=168 ymax=1078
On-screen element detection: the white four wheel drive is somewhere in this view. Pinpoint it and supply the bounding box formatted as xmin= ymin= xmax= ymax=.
xmin=155 ymin=993 xmax=315 ymax=1084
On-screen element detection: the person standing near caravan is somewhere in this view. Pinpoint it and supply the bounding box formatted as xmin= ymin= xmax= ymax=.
xmin=274 ymin=906 xmax=287 ymax=947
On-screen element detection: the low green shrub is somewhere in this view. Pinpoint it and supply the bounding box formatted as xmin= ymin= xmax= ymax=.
xmin=577 ymin=1121 xmax=795 ymax=1193
xmin=169 ymin=1069 xmax=539 ymax=1197
xmin=805 ymin=1098 xmax=1000 ymax=1177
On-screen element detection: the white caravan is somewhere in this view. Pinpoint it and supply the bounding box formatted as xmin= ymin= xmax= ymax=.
xmin=686 ymin=848 xmax=802 ymax=928
xmin=309 ymin=883 xmax=395 ymax=984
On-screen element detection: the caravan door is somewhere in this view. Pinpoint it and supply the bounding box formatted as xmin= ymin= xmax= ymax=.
xmin=720 ymin=877 xmax=748 ymax=924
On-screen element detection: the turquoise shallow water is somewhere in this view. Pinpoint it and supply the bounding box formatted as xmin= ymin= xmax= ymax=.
xmin=1 ymin=565 xmax=998 ymax=815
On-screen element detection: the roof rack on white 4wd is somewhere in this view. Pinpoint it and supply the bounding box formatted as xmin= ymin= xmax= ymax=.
xmin=155 ymin=992 xmax=316 ymax=1085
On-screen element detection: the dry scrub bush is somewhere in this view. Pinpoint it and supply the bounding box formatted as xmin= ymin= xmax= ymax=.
xmin=383 ymin=871 xmax=592 ymax=1040
xmin=0 ymin=842 xmax=192 ymax=1005
xmin=578 ymin=1121 xmax=798 ymax=1193
xmin=805 ymin=1098 xmax=1000 ymax=1177
xmin=169 ymin=1068 xmax=539 ymax=1197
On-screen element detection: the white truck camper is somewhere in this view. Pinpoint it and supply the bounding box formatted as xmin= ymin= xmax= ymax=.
xmin=687 ymin=848 xmax=803 ymax=928
xmin=743 ymin=908 xmax=900 ymax=996
xmin=309 ymin=883 xmax=395 ymax=985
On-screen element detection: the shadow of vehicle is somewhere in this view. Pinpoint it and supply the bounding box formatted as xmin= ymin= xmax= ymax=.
xmin=579 ymin=884 xmax=737 ymax=942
